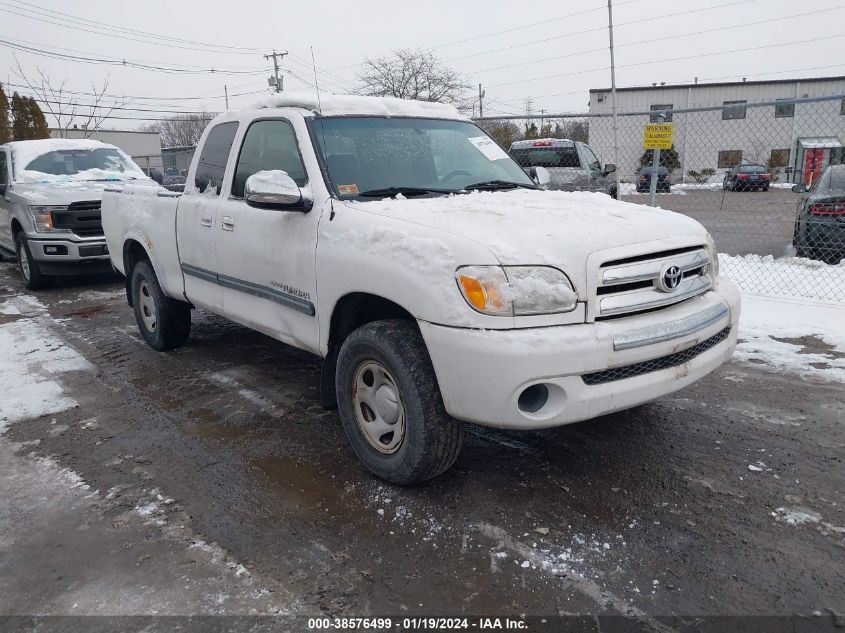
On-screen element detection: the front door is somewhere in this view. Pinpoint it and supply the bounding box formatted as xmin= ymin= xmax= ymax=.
xmin=0 ymin=150 xmax=12 ymax=251
xmin=176 ymin=121 xmax=239 ymax=312
xmin=215 ymin=117 xmax=320 ymax=352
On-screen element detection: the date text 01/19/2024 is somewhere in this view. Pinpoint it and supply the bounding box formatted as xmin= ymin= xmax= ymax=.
xmin=306 ymin=617 xmax=528 ymax=630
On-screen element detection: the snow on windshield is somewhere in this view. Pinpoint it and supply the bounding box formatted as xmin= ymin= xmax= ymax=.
xmin=10 ymin=139 xmax=147 ymax=184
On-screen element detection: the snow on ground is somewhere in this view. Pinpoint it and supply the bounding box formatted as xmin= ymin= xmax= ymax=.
xmin=721 ymin=253 xmax=844 ymax=302
xmin=721 ymin=253 xmax=845 ymax=382
xmin=0 ymin=295 xmax=91 ymax=431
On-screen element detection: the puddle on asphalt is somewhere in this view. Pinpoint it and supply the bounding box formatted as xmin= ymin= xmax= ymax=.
xmin=772 ymin=335 xmax=844 ymax=359
xmin=251 ymin=455 xmax=354 ymax=521
xmin=64 ymin=305 xmax=108 ymax=318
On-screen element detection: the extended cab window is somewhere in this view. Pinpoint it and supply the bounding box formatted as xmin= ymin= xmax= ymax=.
xmin=0 ymin=152 xmax=7 ymax=184
xmin=194 ymin=122 xmax=238 ymax=195
xmin=232 ymin=119 xmax=307 ymax=198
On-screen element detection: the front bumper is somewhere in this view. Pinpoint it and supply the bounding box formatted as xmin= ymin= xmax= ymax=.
xmin=27 ymin=235 xmax=110 ymax=262
xmin=420 ymin=277 xmax=740 ymax=430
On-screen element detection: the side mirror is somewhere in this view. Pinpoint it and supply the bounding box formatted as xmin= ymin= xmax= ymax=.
xmin=603 ymin=163 xmax=616 ymax=175
xmin=791 ymin=183 xmax=808 ymax=193
xmin=528 ymin=166 xmax=551 ymax=189
xmin=245 ymin=170 xmax=312 ymax=211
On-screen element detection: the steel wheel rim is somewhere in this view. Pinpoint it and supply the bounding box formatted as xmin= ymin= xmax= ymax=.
xmin=17 ymin=241 xmax=30 ymax=281
xmin=352 ymin=360 xmax=406 ymax=454
xmin=138 ymin=281 xmax=157 ymax=332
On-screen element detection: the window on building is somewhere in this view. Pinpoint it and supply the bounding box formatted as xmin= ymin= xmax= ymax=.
xmin=769 ymin=149 xmax=790 ymax=168
xmin=718 ymin=150 xmax=743 ymax=168
xmin=774 ymin=99 xmax=794 ymax=118
xmin=722 ymin=100 xmax=747 ymax=120
xmin=649 ymin=104 xmax=673 ymax=123
xmin=194 ymin=121 xmax=239 ymax=195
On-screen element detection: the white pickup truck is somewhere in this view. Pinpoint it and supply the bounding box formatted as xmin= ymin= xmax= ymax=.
xmin=102 ymin=92 xmax=740 ymax=485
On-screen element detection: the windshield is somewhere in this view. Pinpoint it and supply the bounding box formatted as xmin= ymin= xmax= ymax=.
xmin=309 ymin=117 xmax=535 ymax=198
xmin=14 ymin=147 xmax=146 ymax=183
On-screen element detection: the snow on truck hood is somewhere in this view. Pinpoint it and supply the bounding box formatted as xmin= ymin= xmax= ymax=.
xmin=11 ymin=179 xmax=157 ymax=204
xmin=344 ymin=190 xmax=708 ymax=288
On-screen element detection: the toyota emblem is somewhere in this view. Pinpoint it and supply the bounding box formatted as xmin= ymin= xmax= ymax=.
xmin=657 ymin=264 xmax=683 ymax=292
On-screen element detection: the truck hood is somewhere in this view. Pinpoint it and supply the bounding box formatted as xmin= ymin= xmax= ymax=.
xmin=10 ymin=179 xmax=156 ymax=205
xmin=345 ymin=189 xmax=709 ymax=293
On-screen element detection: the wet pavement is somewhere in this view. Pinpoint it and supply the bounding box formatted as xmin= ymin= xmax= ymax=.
xmin=0 ymin=262 xmax=843 ymax=623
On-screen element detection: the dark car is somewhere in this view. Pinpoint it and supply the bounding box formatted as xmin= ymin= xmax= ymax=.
xmin=636 ymin=165 xmax=671 ymax=193
xmin=723 ymin=164 xmax=770 ymax=191
xmin=792 ymin=164 xmax=845 ymax=264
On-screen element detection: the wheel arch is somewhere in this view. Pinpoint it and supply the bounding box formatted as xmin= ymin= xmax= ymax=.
xmin=319 ymin=292 xmax=416 ymax=410
xmin=122 ymin=238 xmax=153 ymax=307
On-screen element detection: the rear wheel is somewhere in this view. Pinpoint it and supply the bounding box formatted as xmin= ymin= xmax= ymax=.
xmin=131 ymin=260 xmax=191 ymax=351
xmin=15 ymin=232 xmax=50 ymax=290
xmin=335 ymin=319 xmax=463 ymax=485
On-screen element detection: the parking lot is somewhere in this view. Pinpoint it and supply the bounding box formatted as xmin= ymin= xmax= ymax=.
xmin=620 ymin=187 xmax=799 ymax=258
xmin=1 ymin=261 xmax=843 ymax=624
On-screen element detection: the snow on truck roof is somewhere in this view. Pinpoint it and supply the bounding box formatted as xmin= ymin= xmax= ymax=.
xmin=253 ymin=91 xmax=467 ymax=120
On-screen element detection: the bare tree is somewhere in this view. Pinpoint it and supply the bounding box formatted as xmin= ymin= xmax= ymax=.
xmin=141 ymin=112 xmax=215 ymax=148
xmin=14 ymin=58 xmax=126 ymax=137
xmin=357 ymin=49 xmax=470 ymax=108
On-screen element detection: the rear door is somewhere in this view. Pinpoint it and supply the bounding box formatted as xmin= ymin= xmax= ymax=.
xmin=176 ymin=121 xmax=239 ymax=312
xmin=214 ymin=116 xmax=320 ymax=350
xmin=577 ymin=143 xmax=604 ymax=192
xmin=0 ymin=149 xmax=11 ymax=250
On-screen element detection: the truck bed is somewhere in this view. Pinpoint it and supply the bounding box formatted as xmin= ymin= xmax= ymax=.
xmin=101 ymin=185 xmax=185 ymax=300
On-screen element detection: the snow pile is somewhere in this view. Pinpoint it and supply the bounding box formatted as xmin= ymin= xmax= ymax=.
xmin=735 ymin=295 xmax=845 ymax=382
xmin=253 ymin=90 xmax=467 ymax=120
xmin=720 ymin=253 xmax=844 ymax=301
xmin=0 ymin=297 xmax=92 ymax=430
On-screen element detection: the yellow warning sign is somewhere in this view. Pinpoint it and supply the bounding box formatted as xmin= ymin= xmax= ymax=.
xmin=643 ymin=123 xmax=674 ymax=150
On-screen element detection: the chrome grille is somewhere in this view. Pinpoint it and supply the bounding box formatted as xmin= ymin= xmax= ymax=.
xmin=596 ymin=246 xmax=712 ymax=319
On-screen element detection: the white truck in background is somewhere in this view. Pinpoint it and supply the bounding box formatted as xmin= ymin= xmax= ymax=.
xmin=0 ymin=139 xmax=152 ymax=289
xmin=102 ymin=93 xmax=740 ymax=485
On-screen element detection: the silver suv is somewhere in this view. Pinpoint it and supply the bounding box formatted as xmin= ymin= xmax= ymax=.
xmin=509 ymin=138 xmax=617 ymax=198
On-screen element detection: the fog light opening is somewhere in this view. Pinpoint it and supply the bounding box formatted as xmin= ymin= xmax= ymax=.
xmin=518 ymin=383 xmax=549 ymax=414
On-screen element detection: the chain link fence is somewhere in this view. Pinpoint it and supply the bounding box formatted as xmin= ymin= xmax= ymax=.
xmin=477 ymin=94 xmax=845 ymax=302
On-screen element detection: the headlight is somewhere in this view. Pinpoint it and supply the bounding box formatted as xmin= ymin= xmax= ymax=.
xmin=28 ymin=206 xmax=68 ymax=233
xmin=456 ymin=265 xmax=578 ymax=316
xmin=705 ymin=234 xmax=719 ymax=278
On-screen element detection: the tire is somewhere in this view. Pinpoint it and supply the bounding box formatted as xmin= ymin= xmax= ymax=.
xmin=14 ymin=232 xmax=50 ymax=290
xmin=130 ymin=260 xmax=191 ymax=351
xmin=335 ymin=319 xmax=464 ymax=485
xmin=609 ymin=187 xmax=618 ymax=200
xmin=762 ymin=185 xmax=769 ymax=192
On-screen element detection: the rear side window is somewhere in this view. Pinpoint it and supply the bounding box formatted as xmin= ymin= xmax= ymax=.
xmin=194 ymin=122 xmax=238 ymax=195
xmin=232 ymin=119 xmax=307 ymax=198
xmin=0 ymin=152 xmax=7 ymax=184
xmin=510 ymin=146 xmax=579 ymax=168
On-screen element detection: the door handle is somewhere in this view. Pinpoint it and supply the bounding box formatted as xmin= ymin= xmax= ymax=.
xmin=221 ymin=216 xmax=235 ymax=231
xmin=200 ymin=214 xmax=213 ymax=227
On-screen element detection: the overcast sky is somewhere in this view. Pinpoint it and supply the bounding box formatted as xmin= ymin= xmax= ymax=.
xmin=1 ymin=0 xmax=844 ymax=129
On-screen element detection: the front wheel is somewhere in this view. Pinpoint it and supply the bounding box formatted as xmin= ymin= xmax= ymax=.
xmin=130 ymin=260 xmax=191 ymax=351
xmin=15 ymin=232 xmax=50 ymax=290
xmin=335 ymin=320 xmax=464 ymax=485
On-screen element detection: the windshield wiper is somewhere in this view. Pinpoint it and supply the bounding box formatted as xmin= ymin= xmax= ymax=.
xmin=462 ymin=180 xmax=537 ymax=191
xmin=357 ymin=186 xmax=453 ymax=198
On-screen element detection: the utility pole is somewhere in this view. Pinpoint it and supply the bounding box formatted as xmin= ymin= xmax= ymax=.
xmin=478 ymin=83 xmax=485 ymax=118
xmin=264 ymin=50 xmax=288 ymax=93
xmin=607 ymin=0 xmax=622 ymax=200
xmin=540 ymin=109 xmax=545 ymax=135
xmin=224 ymin=84 xmax=229 ymax=110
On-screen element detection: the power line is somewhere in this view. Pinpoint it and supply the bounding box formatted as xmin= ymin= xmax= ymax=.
xmin=0 ymin=37 xmax=269 ymax=75
xmin=486 ymin=33 xmax=845 ymax=89
xmin=445 ymin=0 xmax=757 ymax=63
xmin=465 ymin=6 xmax=843 ymax=75
xmin=4 ymin=81 xmax=267 ymax=104
xmin=0 ymin=0 xmax=266 ymax=55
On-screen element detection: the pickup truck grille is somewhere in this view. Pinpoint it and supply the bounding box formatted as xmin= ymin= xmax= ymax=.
xmin=596 ymin=246 xmax=712 ymax=319
xmin=52 ymin=201 xmax=103 ymax=237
